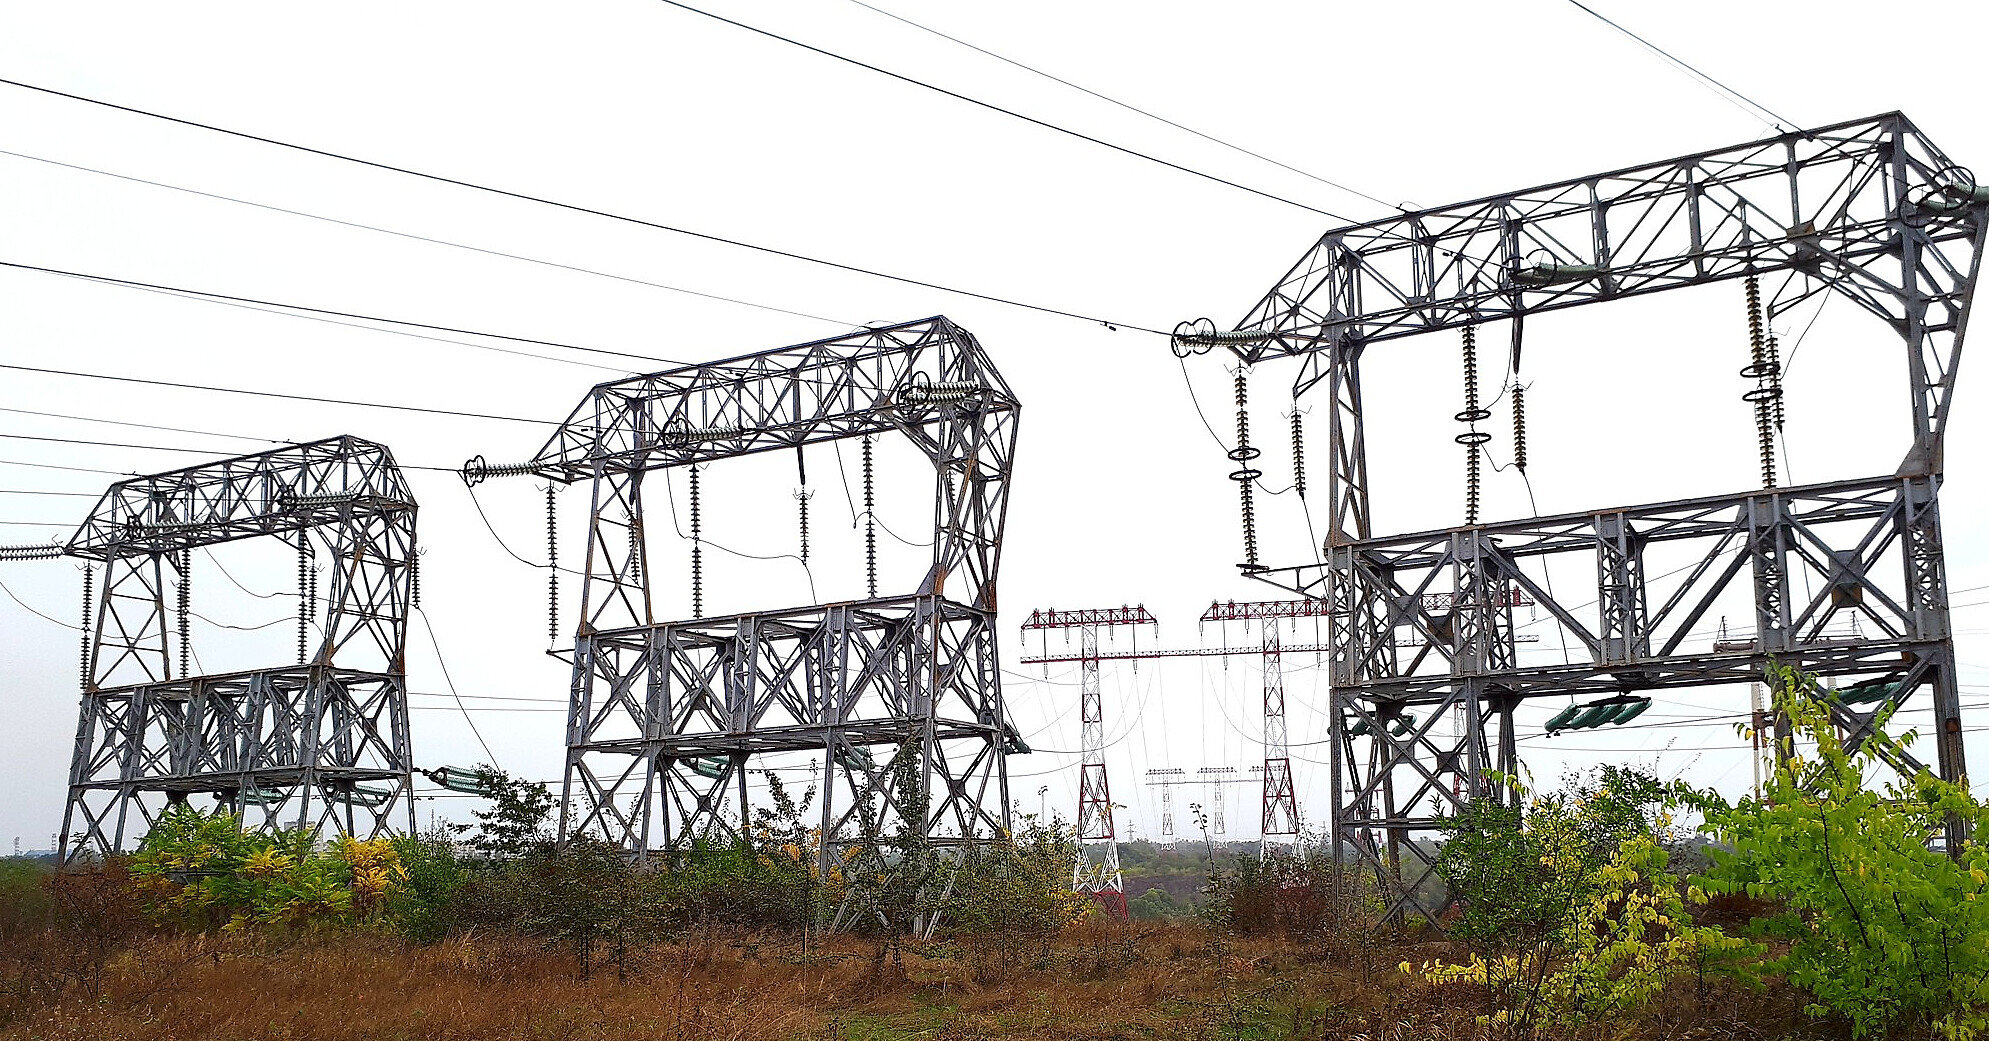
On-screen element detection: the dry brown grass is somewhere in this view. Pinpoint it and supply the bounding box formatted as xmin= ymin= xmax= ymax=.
xmin=0 ymin=920 xmax=1823 ymax=1041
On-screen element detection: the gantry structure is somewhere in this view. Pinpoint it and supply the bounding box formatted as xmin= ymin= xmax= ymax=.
xmin=471 ymin=317 xmax=1020 ymax=879
xmin=56 ymin=437 xmax=418 ymax=860
xmin=1020 ymin=604 xmax=1156 ymax=916
xmin=1177 ymin=113 xmax=1981 ymax=920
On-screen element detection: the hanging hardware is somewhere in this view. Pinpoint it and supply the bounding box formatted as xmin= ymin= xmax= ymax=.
xmin=1288 ymin=410 xmax=1307 ymax=499
xmin=546 ymin=486 xmax=559 ymax=644
xmin=689 ymin=466 xmax=704 ymax=618
xmin=409 ymin=552 xmax=421 ymax=611
xmin=863 ymin=436 xmax=877 ymax=598
xmin=176 ymin=548 xmax=191 ymax=679
xmin=1230 ymin=367 xmax=1264 ymax=572
xmin=795 ymin=445 xmax=812 ymax=566
xmin=1741 ymin=275 xmax=1781 ymax=488
xmin=899 ymin=372 xmax=982 ymax=406
xmin=627 ymin=512 xmax=642 ymax=584
xmin=297 ymin=537 xmax=310 ymax=664
xmin=1544 ymin=696 xmax=1652 ymax=735
xmin=1510 ymin=382 xmax=1528 ymax=473
xmin=1455 ymin=325 xmax=1492 ymax=525
xmin=458 ymin=455 xmax=541 ymax=487
xmin=663 ymin=420 xmax=745 ymax=447
xmin=79 ymin=564 xmax=93 ymax=690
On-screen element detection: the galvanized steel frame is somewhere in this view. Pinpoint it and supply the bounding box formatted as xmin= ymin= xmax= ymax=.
xmin=1204 ymin=113 xmax=1979 ymax=920
xmin=528 ymin=317 xmax=1020 ymax=878
xmin=61 ymin=436 xmax=418 ymax=860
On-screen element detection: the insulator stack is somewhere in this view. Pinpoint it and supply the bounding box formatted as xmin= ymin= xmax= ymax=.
xmin=795 ymin=446 xmax=810 ymax=566
xmin=297 ymin=539 xmax=309 ymax=664
xmin=546 ymin=486 xmax=559 ymax=644
xmin=689 ymin=466 xmax=704 ymax=618
xmin=1741 ymin=275 xmax=1780 ymax=488
xmin=1511 ymin=383 xmax=1529 ymax=472
xmin=409 ymin=554 xmax=421 ymax=611
xmin=1454 ymin=325 xmax=1492 ymax=525
xmin=176 ymin=548 xmax=191 ymax=679
xmin=663 ymin=421 xmax=746 ymax=447
xmin=1230 ymin=368 xmax=1263 ymax=571
xmin=1765 ymin=334 xmax=1786 ymax=431
xmin=79 ymin=565 xmax=93 ymax=690
xmin=1289 ymin=411 xmax=1307 ymax=499
xmin=627 ymin=514 xmax=641 ymax=583
xmin=862 ymin=436 xmax=877 ymax=598
xmin=900 ymin=376 xmax=982 ymax=406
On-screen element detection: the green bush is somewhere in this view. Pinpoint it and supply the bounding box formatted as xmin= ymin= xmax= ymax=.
xmin=1689 ymin=664 xmax=1989 ymax=1038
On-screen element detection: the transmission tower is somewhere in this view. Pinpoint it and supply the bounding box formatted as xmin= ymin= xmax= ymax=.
xmin=1200 ymin=599 xmax=1329 ymax=853
xmin=1143 ymin=767 xmax=1186 ymax=843
xmin=1175 ymin=113 xmax=1981 ymax=921
xmin=466 ymin=317 xmax=1020 ymax=892
xmin=16 ymin=437 xmax=419 ymax=860
xmin=1021 ymin=604 xmax=1156 ymax=917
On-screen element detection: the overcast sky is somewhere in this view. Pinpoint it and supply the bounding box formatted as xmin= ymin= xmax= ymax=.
xmin=1 ymin=0 xmax=1986 ymax=851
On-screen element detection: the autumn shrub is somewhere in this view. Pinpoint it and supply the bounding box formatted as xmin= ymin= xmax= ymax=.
xmin=946 ymin=815 xmax=1093 ymax=981
xmin=1687 ymin=663 xmax=1989 ymax=1038
xmin=128 ymin=805 xmax=405 ymax=932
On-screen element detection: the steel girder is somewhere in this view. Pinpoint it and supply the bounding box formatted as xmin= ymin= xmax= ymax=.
xmin=61 ymin=437 xmax=418 ymax=860
xmin=1188 ymin=112 xmax=1979 ymax=922
xmin=527 ymin=318 xmax=1020 ymax=872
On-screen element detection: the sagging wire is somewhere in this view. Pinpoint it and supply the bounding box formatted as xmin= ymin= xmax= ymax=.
xmin=1230 ymin=366 xmax=1263 ymax=571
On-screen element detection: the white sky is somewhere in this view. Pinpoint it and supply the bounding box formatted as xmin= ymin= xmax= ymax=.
xmin=1 ymin=0 xmax=1986 ymax=850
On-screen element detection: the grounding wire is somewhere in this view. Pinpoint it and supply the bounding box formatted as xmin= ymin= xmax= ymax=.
xmin=838 ymin=0 xmax=1401 ymax=215
xmin=0 ymin=147 xmax=854 ymax=329
xmin=0 ymin=76 xmax=1168 ymax=336
xmin=650 ymin=0 xmax=1357 ymax=224
xmin=1562 ymin=1 xmax=1800 ymax=133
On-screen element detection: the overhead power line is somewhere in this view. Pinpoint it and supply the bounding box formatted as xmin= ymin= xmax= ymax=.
xmin=652 ymin=0 xmax=1357 ymax=223
xmin=0 ymin=147 xmax=854 ymax=329
xmin=1563 ymin=1 xmax=1799 ymax=132
xmin=0 ymin=76 xmax=1167 ymax=335
xmin=0 ymin=257 xmax=671 ymax=371
xmin=841 ymin=0 xmax=1401 ymax=214
xmin=0 ymin=357 xmax=556 ymax=428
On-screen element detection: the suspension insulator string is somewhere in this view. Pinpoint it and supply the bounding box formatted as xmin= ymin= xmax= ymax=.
xmin=627 ymin=512 xmax=642 ymax=584
xmin=546 ymin=485 xmax=559 ymax=643
xmin=863 ymin=436 xmax=877 ymax=598
xmin=1230 ymin=367 xmax=1263 ymax=571
xmin=1511 ymin=382 xmax=1529 ymax=473
xmin=79 ymin=564 xmax=94 ymax=690
xmin=1454 ymin=324 xmax=1492 ymax=525
xmin=1289 ymin=410 xmax=1307 ymax=499
xmin=689 ymin=466 xmax=704 ymax=618
xmin=1741 ymin=275 xmax=1780 ymax=488
xmin=297 ymin=538 xmax=310 ymax=665
xmin=795 ymin=446 xmax=811 ymax=566
xmin=409 ymin=553 xmax=421 ymax=611
xmin=177 ymin=548 xmax=191 ymax=679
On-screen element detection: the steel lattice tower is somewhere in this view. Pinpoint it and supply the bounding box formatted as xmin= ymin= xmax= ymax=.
xmin=48 ymin=437 xmax=419 ymax=860
xmin=1201 ymin=600 xmax=1325 ymax=852
xmin=1176 ymin=112 xmax=1982 ymax=921
xmin=1021 ymin=605 xmax=1155 ymax=917
xmin=468 ymin=317 xmax=1020 ymax=886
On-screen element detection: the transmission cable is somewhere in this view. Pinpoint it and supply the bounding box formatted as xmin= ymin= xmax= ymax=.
xmin=0 ymin=147 xmax=854 ymax=329
xmin=1563 ymin=1 xmax=1799 ymax=133
xmin=0 ymin=257 xmax=674 ymax=370
xmin=0 ymin=76 xmax=1167 ymax=335
xmin=650 ymin=0 xmax=1355 ymax=223
xmin=838 ymin=0 xmax=1400 ymax=214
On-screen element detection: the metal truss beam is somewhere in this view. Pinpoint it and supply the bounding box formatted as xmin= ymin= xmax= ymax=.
xmin=516 ymin=318 xmax=1020 ymax=887
xmin=1182 ymin=112 xmax=1979 ymax=923
xmin=61 ymin=437 xmax=418 ymax=860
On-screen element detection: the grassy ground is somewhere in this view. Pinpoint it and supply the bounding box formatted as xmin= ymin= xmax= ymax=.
xmin=0 ymin=920 xmax=1816 ymax=1041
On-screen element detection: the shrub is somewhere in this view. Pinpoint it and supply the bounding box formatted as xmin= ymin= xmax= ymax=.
xmin=128 ymin=805 xmax=404 ymax=932
xmin=1689 ymin=664 xmax=1989 ymax=1038
xmin=946 ymin=816 xmax=1092 ymax=980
